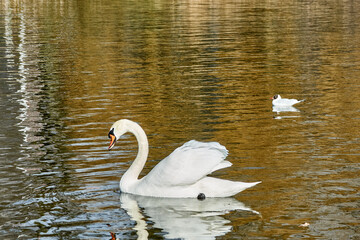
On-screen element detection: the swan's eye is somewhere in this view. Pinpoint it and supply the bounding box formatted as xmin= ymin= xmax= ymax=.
xmin=108 ymin=128 xmax=115 ymax=139
xmin=273 ymin=95 xmax=278 ymax=99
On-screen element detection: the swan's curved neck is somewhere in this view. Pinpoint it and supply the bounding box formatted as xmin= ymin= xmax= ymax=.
xmin=120 ymin=121 xmax=149 ymax=190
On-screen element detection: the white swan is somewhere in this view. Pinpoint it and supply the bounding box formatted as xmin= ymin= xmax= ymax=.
xmin=108 ymin=119 xmax=261 ymax=198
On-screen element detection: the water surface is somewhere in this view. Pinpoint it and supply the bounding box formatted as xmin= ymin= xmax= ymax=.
xmin=1 ymin=0 xmax=359 ymax=239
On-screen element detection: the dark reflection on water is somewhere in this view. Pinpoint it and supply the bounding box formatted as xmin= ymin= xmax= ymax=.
xmin=1 ymin=0 xmax=360 ymax=239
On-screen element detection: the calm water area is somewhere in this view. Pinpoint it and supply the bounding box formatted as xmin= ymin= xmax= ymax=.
xmin=1 ymin=0 xmax=360 ymax=239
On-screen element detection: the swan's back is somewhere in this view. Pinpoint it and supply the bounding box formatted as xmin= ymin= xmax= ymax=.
xmin=142 ymin=140 xmax=231 ymax=187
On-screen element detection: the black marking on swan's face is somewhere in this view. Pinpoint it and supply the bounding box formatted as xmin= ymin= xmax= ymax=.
xmin=108 ymin=128 xmax=117 ymax=150
xmin=197 ymin=193 xmax=206 ymax=200
xmin=108 ymin=128 xmax=115 ymax=139
xmin=273 ymin=94 xmax=279 ymax=100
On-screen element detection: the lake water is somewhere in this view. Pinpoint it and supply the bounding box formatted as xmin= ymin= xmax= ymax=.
xmin=1 ymin=0 xmax=359 ymax=239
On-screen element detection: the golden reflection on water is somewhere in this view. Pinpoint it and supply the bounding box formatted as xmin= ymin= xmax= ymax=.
xmin=1 ymin=0 xmax=360 ymax=239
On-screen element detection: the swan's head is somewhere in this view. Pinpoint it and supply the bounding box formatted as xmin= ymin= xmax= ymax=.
xmin=108 ymin=119 xmax=129 ymax=150
xmin=271 ymin=94 xmax=281 ymax=100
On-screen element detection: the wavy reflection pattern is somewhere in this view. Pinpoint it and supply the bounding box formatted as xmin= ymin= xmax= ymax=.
xmin=120 ymin=193 xmax=259 ymax=240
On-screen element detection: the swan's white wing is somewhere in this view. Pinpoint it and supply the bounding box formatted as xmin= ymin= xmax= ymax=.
xmin=143 ymin=140 xmax=230 ymax=187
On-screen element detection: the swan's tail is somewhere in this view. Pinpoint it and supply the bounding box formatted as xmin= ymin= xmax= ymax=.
xmin=236 ymin=181 xmax=261 ymax=192
xmin=222 ymin=180 xmax=261 ymax=197
xmin=197 ymin=177 xmax=261 ymax=198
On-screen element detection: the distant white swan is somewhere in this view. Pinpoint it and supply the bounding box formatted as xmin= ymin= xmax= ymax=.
xmin=271 ymin=94 xmax=304 ymax=106
xmin=108 ymin=119 xmax=260 ymax=198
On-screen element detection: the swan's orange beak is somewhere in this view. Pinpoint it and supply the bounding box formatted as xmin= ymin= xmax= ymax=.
xmin=108 ymin=134 xmax=116 ymax=150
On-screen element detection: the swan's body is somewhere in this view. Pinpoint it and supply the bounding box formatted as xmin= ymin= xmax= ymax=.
xmin=108 ymin=119 xmax=260 ymax=198
xmin=272 ymin=94 xmax=304 ymax=106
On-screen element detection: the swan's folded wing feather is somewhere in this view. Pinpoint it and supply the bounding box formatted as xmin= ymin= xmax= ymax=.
xmin=143 ymin=140 xmax=230 ymax=187
xmin=211 ymin=160 xmax=232 ymax=172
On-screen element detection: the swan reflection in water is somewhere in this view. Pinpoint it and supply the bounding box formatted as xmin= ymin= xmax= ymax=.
xmin=120 ymin=193 xmax=259 ymax=240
